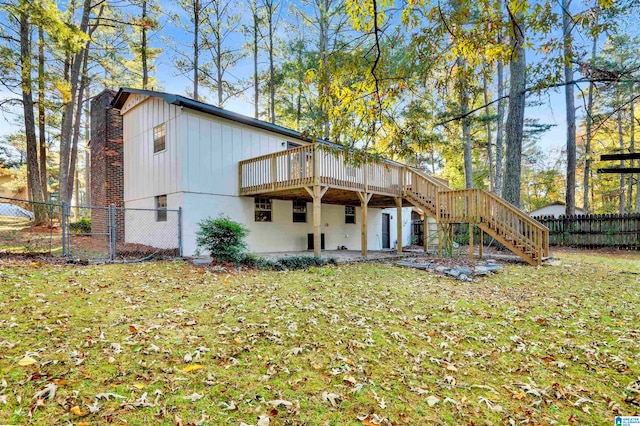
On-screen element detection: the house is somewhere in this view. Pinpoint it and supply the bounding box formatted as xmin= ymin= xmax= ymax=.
xmin=529 ymin=201 xmax=585 ymax=218
xmin=90 ymin=88 xmax=548 ymax=265
xmin=91 ymin=88 xmax=424 ymax=257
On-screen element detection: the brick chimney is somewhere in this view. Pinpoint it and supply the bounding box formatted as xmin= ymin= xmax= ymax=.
xmin=90 ymin=89 xmax=124 ymax=240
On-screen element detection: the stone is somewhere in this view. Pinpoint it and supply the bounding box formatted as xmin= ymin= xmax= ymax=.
xmin=455 ymin=266 xmax=473 ymax=276
xmin=446 ymin=269 xmax=461 ymax=278
xmin=458 ymin=274 xmax=471 ymax=281
xmin=474 ymin=266 xmax=490 ymax=276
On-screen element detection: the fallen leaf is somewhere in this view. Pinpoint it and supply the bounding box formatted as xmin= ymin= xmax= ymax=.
xmin=183 ymin=364 xmax=203 ymax=373
xmin=183 ymin=392 xmax=204 ymax=402
xmin=266 ymin=399 xmax=293 ymax=408
xmin=32 ymin=383 xmax=57 ymax=401
xmin=70 ymin=405 xmax=86 ymax=416
xmin=18 ymin=356 xmax=37 ymax=367
xmin=322 ymin=392 xmax=341 ymax=407
xmin=426 ymin=395 xmax=440 ymax=407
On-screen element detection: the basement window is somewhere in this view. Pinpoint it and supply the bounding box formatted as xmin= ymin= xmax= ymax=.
xmin=292 ymin=200 xmax=307 ymax=223
xmin=156 ymin=195 xmax=167 ymax=222
xmin=153 ymin=123 xmax=166 ymax=153
xmin=345 ymin=206 xmax=356 ymax=224
xmin=255 ymin=197 xmax=272 ymax=222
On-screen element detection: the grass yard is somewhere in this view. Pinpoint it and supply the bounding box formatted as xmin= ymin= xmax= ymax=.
xmin=0 ymin=252 xmax=639 ymax=425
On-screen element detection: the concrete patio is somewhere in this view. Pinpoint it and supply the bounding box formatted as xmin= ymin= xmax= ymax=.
xmin=253 ymin=250 xmax=418 ymax=264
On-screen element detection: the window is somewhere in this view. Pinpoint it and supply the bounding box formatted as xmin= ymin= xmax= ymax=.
xmin=255 ymin=197 xmax=272 ymax=222
xmin=156 ymin=195 xmax=167 ymax=222
xmin=345 ymin=206 xmax=356 ymax=224
xmin=153 ymin=123 xmax=166 ymax=153
xmin=292 ymin=200 xmax=307 ymax=223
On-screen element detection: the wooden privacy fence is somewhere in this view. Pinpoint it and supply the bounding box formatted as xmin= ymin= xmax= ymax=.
xmin=532 ymin=213 xmax=640 ymax=249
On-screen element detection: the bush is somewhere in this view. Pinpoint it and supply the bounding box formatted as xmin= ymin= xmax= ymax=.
xmin=196 ymin=215 xmax=249 ymax=264
xmin=241 ymin=254 xmax=334 ymax=271
xmin=69 ymin=217 xmax=91 ymax=234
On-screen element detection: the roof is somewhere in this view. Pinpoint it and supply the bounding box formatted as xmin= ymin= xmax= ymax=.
xmin=111 ymin=87 xmax=334 ymax=145
xmin=529 ymin=201 xmax=585 ymax=214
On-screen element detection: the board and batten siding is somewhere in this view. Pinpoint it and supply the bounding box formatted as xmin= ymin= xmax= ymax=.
xmin=181 ymin=109 xmax=307 ymax=196
xmin=122 ymin=95 xmax=183 ymax=202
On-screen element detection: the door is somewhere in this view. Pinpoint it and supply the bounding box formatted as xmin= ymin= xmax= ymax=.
xmin=382 ymin=213 xmax=391 ymax=249
xmin=287 ymin=142 xmax=311 ymax=180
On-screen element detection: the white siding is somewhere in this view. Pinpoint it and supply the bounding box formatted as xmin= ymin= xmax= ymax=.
xmin=181 ymin=110 xmax=307 ymax=196
xmin=529 ymin=205 xmax=584 ymax=217
xmin=181 ymin=193 xmax=384 ymax=256
xmin=382 ymin=207 xmax=414 ymax=248
xmin=123 ymin=97 xmax=184 ymax=202
xmin=124 ymin=193 xmax=183 ymax=249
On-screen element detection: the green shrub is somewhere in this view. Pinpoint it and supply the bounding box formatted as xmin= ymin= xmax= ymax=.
xmin=196 ymin=215 xmax=249 ymax=264
xmin=69 ymin=217 xmax=91 ymax=234
xmin=241 ymin=254 xmax=334 ymax=271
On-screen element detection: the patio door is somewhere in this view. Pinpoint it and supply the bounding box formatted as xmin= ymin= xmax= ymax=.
xmin=287 ymin=142 xmax=312 ymax=180
xmin=382 ymin=213 xmax=391 ymax=249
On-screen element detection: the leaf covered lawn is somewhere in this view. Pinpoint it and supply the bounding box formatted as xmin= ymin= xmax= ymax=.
xmin=0 ymin=252 xmax=639 ymax=425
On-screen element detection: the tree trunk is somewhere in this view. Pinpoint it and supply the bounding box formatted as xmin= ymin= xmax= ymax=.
xmin=267 ymin=0 xmax=275 ymax=124
xmin=628 ymin=98 xmax=634 ymax=212
xmin=193 ymin=0 xmax=200 ymax=101
xmin=458 ymin=57 xmax=472 ymax=189
xmin=319 ymin=0 xmax=329 ymax=139
xmin=59 ymin=0 xmax=91 ymax=205
xmin=502 ymin=14 xmax=526 ymax=208
xmin=253 ymin=0 xmax=259 ymax=119
xmin=582 ymin=17 xmax=597 ymax=213
xmin=483 ymin=70 xmax=494 ymax=191
xmin=141 ymin=0 xmax=148 ymax=89
xmin=38 ymin=22 xmax=47 ymax=201
xmin=67 ymin=46 xmax=90 ymax=203
xmin=216 ymin=9 xmax=223 ymax=107
xmin=563 ymin=0 xmax=576 ymax=215
xmin=495 ymin=60 xmax=505 ymax=194
xmin=84 ymin=95 xmax=90 ymax=206
xmin=20 ymin=9 xmax=46 ymax=224
xmin=618 ymin=110 xmax=625 ymax=214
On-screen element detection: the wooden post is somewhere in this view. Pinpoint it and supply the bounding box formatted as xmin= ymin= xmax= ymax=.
xmin=423 ymin=215 xmax=428 ymax=253
xmin=395 ymin=197 xmax=403 ymax=253
xmin=271 ymin=155 xmax=277 ymax=190
xmin=305 ymin=185 xmax=328 ymax=257
xmin=479 ymin=228 xmax=483 ymax=258
xmin=437 ymin=222 xmax=443 ymax=257
xmin=358 ymin=192 xmax=372 ymax=256
xmin=469 ymin=223 xmax=474 ymax=260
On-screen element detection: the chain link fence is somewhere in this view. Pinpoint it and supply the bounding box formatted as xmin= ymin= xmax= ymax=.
xmin=0 ymin=195 xmax=182 ymax=262
xmin=0 ymin=196 xmax=64 ymax=256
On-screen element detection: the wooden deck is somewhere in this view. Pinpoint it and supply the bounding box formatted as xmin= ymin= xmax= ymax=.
xmin=239 ymin=143 xmax=549 ymax=265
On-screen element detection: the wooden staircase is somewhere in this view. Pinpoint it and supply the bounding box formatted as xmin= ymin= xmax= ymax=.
xmin=404 ymin=169 xmax=549 ymax=266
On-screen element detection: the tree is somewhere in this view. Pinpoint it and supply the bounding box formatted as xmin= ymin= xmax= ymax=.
xmin=563 ymin=0 xmax=577 ymax=215
xmin=201 ymin=0 xmax=242 ymax=107
xmin=502 ymin=5 xmax=526 ymax=207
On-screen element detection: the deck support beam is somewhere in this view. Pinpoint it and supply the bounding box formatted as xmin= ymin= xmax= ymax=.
xmin=305 ymin=185 xmax=328 ymax=257
xmin=422 ymin=214 xmax=428 ymax=253
xmin=479 ymin=229 xmax=483 ymax=258
xmin=469 ymin=223 xmax=474 ymax=260
xmin=357 ymin=192 xmax=373 ymax=256
xmin=437 ymin=223 xmax=443 ymax=257
xmin=395 ymin=197 xmax=403 ymax=253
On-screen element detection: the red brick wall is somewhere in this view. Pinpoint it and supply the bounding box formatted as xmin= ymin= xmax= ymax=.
xmin=90 ymin=89 xmax=124 ymax=240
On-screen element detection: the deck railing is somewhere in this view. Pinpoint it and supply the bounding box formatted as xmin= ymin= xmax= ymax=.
xmin=239 ymin=143 xmax=405 ymax=197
